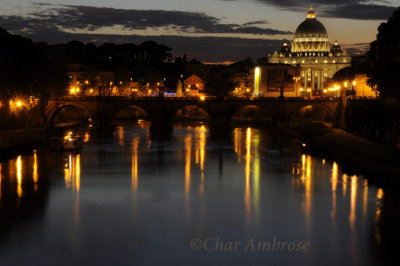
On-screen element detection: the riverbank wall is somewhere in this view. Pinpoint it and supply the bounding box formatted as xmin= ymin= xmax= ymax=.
xmin=0 ymin=128 xmax=47 ymax=159
xmin=292 ymin=124 xmax=400 ymax=185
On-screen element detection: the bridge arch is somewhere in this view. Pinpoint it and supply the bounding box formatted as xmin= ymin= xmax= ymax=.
xmin=288 ymin=102 xmax=336 ymax=127
xmin=230 ymin=104 xmax=275 ymax=126
xmin=46 ymin=102 xmax=95 ymax=127
xmin=172 ymin=104 xmax=210 ymax=122
xmin=108 ymin=103 xmax=151 ymax=126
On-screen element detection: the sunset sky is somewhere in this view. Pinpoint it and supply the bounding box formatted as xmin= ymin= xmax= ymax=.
xmin=0 ymin=0 xmax=398 ymax=62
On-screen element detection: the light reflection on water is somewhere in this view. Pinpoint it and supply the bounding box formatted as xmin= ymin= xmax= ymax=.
xmin=0 ymin=123 xmax=398 ymax=266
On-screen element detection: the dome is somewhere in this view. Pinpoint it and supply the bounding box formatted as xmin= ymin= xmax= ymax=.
xmin=294 ymin=19 xmax=327 ymax=38
xmin=280 ymin=42 xmax=290 ymax=56
xmin=294 ymin=5 xmax=327 ymax=38
xmin=330 ymin=41 xmax=342 ymax=55
xmin=291 ymin=5 xmax=330 ymax=55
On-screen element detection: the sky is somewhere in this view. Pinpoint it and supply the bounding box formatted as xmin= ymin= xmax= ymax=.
xmin=0 ymin=0 xmax=398 ymax=63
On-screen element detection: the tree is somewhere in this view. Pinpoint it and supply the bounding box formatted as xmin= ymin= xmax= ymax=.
xmin=279 ymin=71 xmax=294 ymax=98
xmin=367 ymin=7 xmax=400 ymax=98
xmin=205 ymin=68 xmax=237 ymax=97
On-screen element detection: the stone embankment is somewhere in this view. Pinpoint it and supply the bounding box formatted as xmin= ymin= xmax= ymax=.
xmin=295 ymin=126 xmax=400 ymax=183
xmin=0 ymin=128 xmax=47 ymax=158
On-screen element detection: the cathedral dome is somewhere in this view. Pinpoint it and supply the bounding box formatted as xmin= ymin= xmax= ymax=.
xmin=291 ymin=5 xmax=330 ymax=55
xmin=294 ymin=18 xmax=328 ymax=38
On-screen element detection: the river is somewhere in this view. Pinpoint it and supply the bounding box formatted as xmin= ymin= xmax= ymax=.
xmin=0 ymin=122 xmax=398 ymax=266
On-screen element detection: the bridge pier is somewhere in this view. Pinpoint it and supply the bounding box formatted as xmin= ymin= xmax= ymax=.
xmin=92 ymin=104 xmax=115 ymax=135
xmin=208 ymin=116 xmax=232 ymax=138
xmin=336 ymin=98 xmax=347 ymax=128
xmin=150 ymin=118 xmax=173 ymax=135
xmin=149 ymin=100 xmax=175 ymax=135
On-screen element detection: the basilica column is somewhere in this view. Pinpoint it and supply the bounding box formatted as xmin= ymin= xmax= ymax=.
xmin=317 ymin=69 xmax=321 ymax=90
xmin=311 ymin=68 xmax=315 ymax=90
xmin=304 ymin=69 xmax=307 ymax=95
xmin=321 ymin=71 xmax=325 ymax=90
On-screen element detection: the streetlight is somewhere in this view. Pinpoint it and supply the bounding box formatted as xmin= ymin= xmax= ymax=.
xmin=307 ymin=88 xmax=311 ymax=99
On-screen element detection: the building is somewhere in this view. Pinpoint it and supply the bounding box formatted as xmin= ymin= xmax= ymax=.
xmin=231 ymin=72 xmax=252 ymax=97
xmin=251 ymin=64 xmax=301 ymax=97
xmin=183 ymin=74 xmax=205 ymax=96
xmin=266 ymin=5 xmax=351 ymax=97
xmin=341 ymin=74 xmax=377 ymax=98
xmin=67 ymin=64 xmax=115 ymax=96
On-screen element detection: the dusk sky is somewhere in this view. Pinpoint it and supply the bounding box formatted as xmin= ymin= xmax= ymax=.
xmin=0 ymin=0 xmax=398 ymax=62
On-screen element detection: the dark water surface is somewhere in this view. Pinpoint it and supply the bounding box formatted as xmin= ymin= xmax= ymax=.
xmin=0 ymin=122 xmax=398 ymax=266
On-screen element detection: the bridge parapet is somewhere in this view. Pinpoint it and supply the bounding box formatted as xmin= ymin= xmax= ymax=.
xmin=45 ymin=96 xmax=346 ymax=134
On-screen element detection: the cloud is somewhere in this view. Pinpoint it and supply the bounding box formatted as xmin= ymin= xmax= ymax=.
xmin=222 ymin=0 xmax=397 ymax=20
xmin=0 ymin=4 xmax=292 ymax=36
xmin=0 ymin=3 xmax=371 ymax=62
xmin=243 ymin=20 xmax=270 ymax=26
xmin=319 ymin=4 xmax=398 ymax=20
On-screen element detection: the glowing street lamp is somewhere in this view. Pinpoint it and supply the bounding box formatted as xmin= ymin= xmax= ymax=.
xmin=9 ymin=98 xmax=26 ymax=112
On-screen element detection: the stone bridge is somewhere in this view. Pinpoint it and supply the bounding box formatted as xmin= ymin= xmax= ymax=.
xmin=45 ymin=96 xmax=346 ymax=133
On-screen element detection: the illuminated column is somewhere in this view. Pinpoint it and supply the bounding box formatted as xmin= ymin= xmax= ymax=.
xmin=304 ymin=69 xmax=307 ymax=95
xmin=311 ymin=68 xmax=315 ymax=90
xmin=254 ymin=67 xmax=260 ymax=95
xmin=321 ymin=70 xmax=325 ymax=90
xmin=317 ymin=69 xmax=321 ymax=90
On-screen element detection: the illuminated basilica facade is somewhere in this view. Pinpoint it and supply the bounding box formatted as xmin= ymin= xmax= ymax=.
xmin=268 ymin=5 xmax=351 ymax=93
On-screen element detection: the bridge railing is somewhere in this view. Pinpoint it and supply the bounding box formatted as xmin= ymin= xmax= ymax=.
xmin=49 ymin=95 xmax=344 ymax=102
